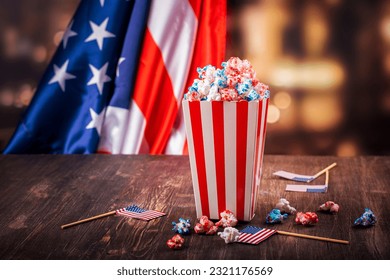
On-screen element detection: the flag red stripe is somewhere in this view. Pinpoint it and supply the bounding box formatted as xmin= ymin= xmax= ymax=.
xmin=236 ymin=101 xmax=248 ymax=221
xmin=250 ymin=230 xmax=276 ymax=244
xmin=189 ymin=101 xmax=210 ymax=217
xmin=132 ymin=29 xmax=178 ymax=154
xmin=212 ymin=101 xmax=226 ymax=214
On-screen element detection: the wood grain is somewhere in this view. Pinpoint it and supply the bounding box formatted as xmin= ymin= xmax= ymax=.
xmin=0 ymin=155 xmax=389 ymax=260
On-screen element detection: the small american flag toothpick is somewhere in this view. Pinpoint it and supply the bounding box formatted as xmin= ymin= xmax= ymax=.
xmin=61 ymin=204 xmax=166 ymax=229
xmin=238 ymin=226 xmax=277 ymax=245
xmin=116 ymin=205 xmax=166 ymax=221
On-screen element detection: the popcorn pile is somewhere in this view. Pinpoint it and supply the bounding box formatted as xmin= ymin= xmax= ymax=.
xmin=184 ymin=57 xmax=270 ymax=102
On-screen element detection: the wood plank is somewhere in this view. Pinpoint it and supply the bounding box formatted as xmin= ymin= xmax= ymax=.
xmin=0 ymin=155 xmax=389 ymax=259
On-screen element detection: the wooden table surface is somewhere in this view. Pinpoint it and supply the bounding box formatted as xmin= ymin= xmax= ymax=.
xmin=0 ymin=155 xmax=389 ymax=260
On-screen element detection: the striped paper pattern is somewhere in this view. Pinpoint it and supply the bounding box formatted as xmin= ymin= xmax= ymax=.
xmin=115 ymin=205 xmax=166 ymax=221
xmin=183 ymin=99 xmax=269 ymax=221
xmin=238 ymin=226 xmax=276 ymax=245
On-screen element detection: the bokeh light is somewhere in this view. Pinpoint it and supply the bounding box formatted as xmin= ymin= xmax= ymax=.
xmin=53 ymin=31 xmax=64 ymax=46
xmin=0 ymin=90 xmax=14 ymax=107
xmin=274 ymin=91 xmax=291 ymax=109
xmin=267 ymin=105 xmax=280 ymax=124
xmin=337 ymin=140 xmax=358 ymax=157
xmin=33 ymin=46 xmax=47 ymax=63
xmin=301 ymin=95 xmax=342 ymax=132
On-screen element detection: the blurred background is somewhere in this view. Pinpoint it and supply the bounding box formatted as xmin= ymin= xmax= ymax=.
xmin=0 ymin=0 xmax=389 ymax=156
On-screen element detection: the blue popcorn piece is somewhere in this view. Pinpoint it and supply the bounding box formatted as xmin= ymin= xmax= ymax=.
xmin=172 ymin=218 xmax=191 ymax=235
xmin=354 ymin=208 xmax=377 ymax=227
xmin=265 ymin=208 xmax=289 ymax=224
xmin=246 ymin=89 xmax=260 ymax=101
xmin=236 ymin=79 xmax=252 ymax=96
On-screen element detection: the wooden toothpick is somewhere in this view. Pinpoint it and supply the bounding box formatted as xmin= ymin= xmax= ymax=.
xmin=308 ymin=162 xmax=337 ymax=182
xmin=325 ymin=170 xmax=329 ymax=186
xmin=277 ymin=230 xmax=349 ymax=245
xmin=61 ymin=210 xmax=116 ymax=229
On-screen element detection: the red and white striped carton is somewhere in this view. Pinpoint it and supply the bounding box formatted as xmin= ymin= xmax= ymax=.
xmin=183 ymin=99 xmax=269 ymax=221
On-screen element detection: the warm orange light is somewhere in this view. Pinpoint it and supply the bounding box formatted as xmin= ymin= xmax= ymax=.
xmin=274 ymin=91 xmax=291 ymax=109
xmin=337 ymin=141 xmax=358 ymax=157
xmin=53 ymin=31 xmax=64 ymax=46
xmin=33 ymin=46 xmax=47 ymax=63
xmin=270 ymin=60 xmax=345 ymax=90
xmin=380 ymin=16 xmax=390 ymax=43
xmin=301 ymin=95 xmax=342 ymax=131
xmin=0 ymin=90 xmax=14 ymax=106
xmin=19 ymin=84 xmax=34 ymax=106
xmin=267 ymin=104 xmax=280 ymax=124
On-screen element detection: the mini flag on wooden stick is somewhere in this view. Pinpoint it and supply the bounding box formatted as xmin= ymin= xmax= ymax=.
xmin=273 ymin=162 xmax=337 ymax=183
xmin=237 ymin=226 xmax=349 ymax=245
xmin=238 ymin=226 xmax=277 ymax=245
xmin=285 ymin=170 xmax=330 ymax=193
xmin=61 ymin=204 xmax=166 ymax=229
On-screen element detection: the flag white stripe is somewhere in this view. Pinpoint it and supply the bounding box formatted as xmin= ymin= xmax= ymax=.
xmin=121 ymin=100 xmax=147 ymax=154
xmin=97 ymin=105 xmax=128 ymax=153
xmin=164 ymin=105 xmax=186 ymax=154
xmin=244 ymin=101 xmax=258 ymax=220
xmin=253 ymin=100 xmax=267 ymax=215
xmin=224 ymin=102 xmax=237 ymax=215
xmin=200 ymin=102 xmax=219 ymax=219
xmin=256 ymin=99 xmax=267 ymax=184
xmin=183 ymin=101 xmax=202 ymax=218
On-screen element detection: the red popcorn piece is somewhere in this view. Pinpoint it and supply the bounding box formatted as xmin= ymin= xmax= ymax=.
xmin=166 ymin=234 xmax=184 ymax=249
xmin=319 ymin=201 xmax=340 ymax=214
xmin=194 ymin=223 xmax=205 ymax=234
xmin=295 ymin=212 xmax=319 ymax=226
xmin=194 ymin=216 xmax=218 ymax=235
xmin=206 ymin=225 xmax=218 ymax=235
xmin=171 ymin=234 xmax=184 ymax=244
xmin=215 ymin=210 xmax=238 ymax=228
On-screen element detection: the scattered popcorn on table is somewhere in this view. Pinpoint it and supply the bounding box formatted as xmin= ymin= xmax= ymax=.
xmin=184 ymin=57 xmax=270 ymax=102
xmin=217 ymin=227 xmax=240 ymax=244
xmin=295 ymin=212 xmax=319 ymax=226
xmin=275 ymin=198 xmax=297 ymax=215
xmin=215 ymin=210 xmax=238 ymax=228
xmin=166 ymin=234 xmax=184 ymax=249
xmin=194 ymin=216 xmax=218 ymax=235
xmin=265 ymin=208 xmax=289 ymax=224
xmin=354 ymin=208 xmax=377 ymax=227
xmin=172 ymin=218 xmax=191 ymax=235
xmin=319 ymin=201 xmax=340 ymax=214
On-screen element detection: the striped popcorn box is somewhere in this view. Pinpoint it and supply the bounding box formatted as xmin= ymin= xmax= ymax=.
xmin=183 ymin=99 xmax=269 ymax=221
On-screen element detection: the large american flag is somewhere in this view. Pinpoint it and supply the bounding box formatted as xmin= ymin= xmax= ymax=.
xmin=238 ymin=226 xmax=276 ymax=245
xmin=115 ymin=205 xmax=166 ymax=221
xmin=4 ymin=0 xmax=226 ymax=154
